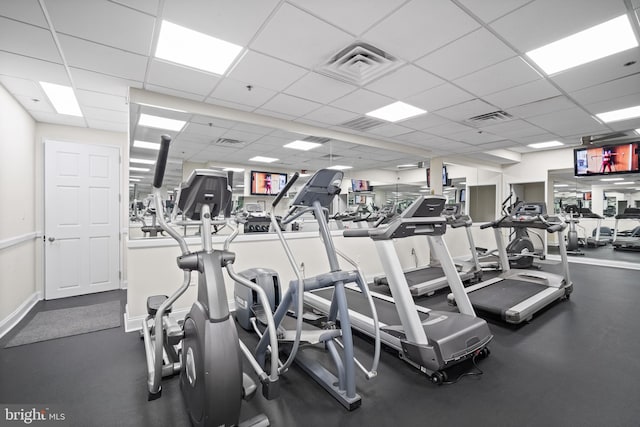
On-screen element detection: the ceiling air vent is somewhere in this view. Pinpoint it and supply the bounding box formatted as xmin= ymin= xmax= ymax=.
xmin=321 ymin=154 xmax=342 ymax=160
xmin=303 ymin=136 xmax=331 ymax=144
xmin=319 ymin=42 xmax=403 ymax=85
xmin=467 ymin=110 xmax=513 ymax=123
xmin=339 ymin=116 xmax=385 ymax=132
xmin=214 ymin=137 xmax=243 ymax=145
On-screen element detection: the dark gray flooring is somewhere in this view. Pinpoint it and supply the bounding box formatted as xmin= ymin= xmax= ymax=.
xmin=1 ymin=262 xmax=639 ymax=427
xmin=548 ymin=243 xmax=640 ymax=263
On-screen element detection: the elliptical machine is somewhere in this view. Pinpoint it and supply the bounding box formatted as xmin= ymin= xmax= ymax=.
xmin=233 ymin=169 xmax=381 ymax=411
xmin=141 ymin=135 xmax=281 ymax=427
xmin=563 ymin=204 xmax=585 ymax=256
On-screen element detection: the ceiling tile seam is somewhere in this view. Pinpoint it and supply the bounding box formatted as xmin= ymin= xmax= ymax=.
xmin=106 ymin=0 xmax=158 ymax=19
xmin=37 ymin=0 xmax=89 ymax=127
xmin=450 ymin=0 xmax=617 ymax=136
xmin=624 ymin=0 xmax=640 ymax=42
xmin=0 ymin=14 xmax=49 ymax=31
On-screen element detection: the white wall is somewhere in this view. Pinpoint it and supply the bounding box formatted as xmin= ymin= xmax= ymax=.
xmin=0 ymin=84 xmax=38 ymax=332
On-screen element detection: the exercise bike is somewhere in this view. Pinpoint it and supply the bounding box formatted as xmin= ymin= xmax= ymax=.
xmin=141 ymin=135 xmax=281 ymax=427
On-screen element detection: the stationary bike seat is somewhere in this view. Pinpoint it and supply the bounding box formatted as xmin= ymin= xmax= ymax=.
xmin=147 ymin=295 xmax=172 ymax=316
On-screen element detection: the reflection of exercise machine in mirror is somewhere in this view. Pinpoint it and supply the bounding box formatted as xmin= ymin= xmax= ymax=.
xmin=612 ymin=207 xmax=640 ymax=250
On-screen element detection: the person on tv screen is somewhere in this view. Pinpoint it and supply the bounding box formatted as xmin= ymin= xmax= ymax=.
xmin=601 ymin=149 xmax=614 ymax=173
xmin=264 ymin=173 xmax=272 ymax=195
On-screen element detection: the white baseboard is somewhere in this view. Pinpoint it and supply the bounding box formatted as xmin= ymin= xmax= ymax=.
xmin=0 ymin=291 xmax=42 ymax=339
xmin=124 ymin=298 xmax=237 ymax=333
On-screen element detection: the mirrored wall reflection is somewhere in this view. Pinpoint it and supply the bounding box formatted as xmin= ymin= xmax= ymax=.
xmin=548 ymin=167 xmax=640 ymax=263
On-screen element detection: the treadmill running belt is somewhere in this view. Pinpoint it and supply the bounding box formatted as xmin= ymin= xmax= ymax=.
xmin=468 ymin=279 xmax=547 ymax=316
xmin=311 ymin=288 xmax=430 ymax=326
xmin=376 ymin=267 xmax=446 ymax=287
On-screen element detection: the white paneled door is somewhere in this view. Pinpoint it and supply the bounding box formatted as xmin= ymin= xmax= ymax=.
xmin=45 ymin=141 xmax=120 ymax=299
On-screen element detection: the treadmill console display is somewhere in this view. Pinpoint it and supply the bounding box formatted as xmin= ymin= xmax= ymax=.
xmin=512 ymin=203 xmax=546 ymax=222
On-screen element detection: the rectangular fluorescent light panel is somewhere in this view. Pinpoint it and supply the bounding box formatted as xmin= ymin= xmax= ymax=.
xmin=130 ymin=158 xmax=155 ymax=165
xmin=129 ymin=178 xmax=141 ymax=182
xmin=600 ymin=177 xmax=624 ymax=181
xmin=249 ymin=156 xmax=278 ymax=163
xmin=129 ymin=166 xmax=150 ymax=172
xmin=327 ymin=165 xmax=352 ymax=170
xmin=222 ymin=167 xmax=245 ymax=172
xmin=527 ymin=140 xmax=564 ymax=149
xmin=614 ymin=181 xmax=635 ymax=185
xmin=155 ymin=20 xmax=243 ymax=75
xmin=526 ymin=15 xmax=638 ymax=75
xmin=138 ymin=114 xmax=186 ymax=131
xmin=39 ymin=82 xmax=83 ymax=117
xmin=283 ymin=140 xmax=322 ymax=151
xmin=554 ymin=184 xmax=569 ymax=187
xmin=133 ymin=140 xmax=161 ymax=150
xmin=366 ymin=101 xmax=427 ymax=122
xmin=596 ymin=105 xmax=640 ymax=123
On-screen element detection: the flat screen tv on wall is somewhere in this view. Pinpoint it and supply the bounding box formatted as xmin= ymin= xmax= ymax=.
xmin=250 ymin=171 xmax=288 ymax=196
xmin=574 ymin=142 xmax=640 ymax=177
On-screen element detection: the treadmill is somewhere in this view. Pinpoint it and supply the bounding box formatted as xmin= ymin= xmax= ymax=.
xmin=304 ymin=196 xmax=492 ymax=383
xmin=612 ymin=207 xmax=640 ymax=250
xmin=373 ymin=203 xmax=483 ymax=297
xmin=447 ymin=202 xmax=572 ymax=324
xmin=580 ymin=208 xmax=612 ymax=247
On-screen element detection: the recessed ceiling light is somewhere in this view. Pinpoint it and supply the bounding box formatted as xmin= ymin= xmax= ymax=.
xmin=129 ymin=166 xmax=150 ymax=172
xmin=600 ymin=177 xmax=624 ymax=181
xmin=249 ymin=156 xmax=278 ymax=163
xmin=526 ymin=14 xmax=638 ymax=75
xmin=614 ymin=181 xmax=635 ymax=185
xmin=596 ymin=105 xmax=640 ymax=123
xmin=283 ymin=140 xmax=322 ymax=151
xmin=222 ymin=167 xmax=245 ymax=172
xmin=236 ymin=184 xmax=245 ymax=188
xmin=129 ymin=178 xmax=141 ymax=182
xmin=133 ymin=140 xmax=161 ymax=150
xmin=39 ymin=82 xmax=83 ymax=117
xmin=327 ymin=165 xmax=352 ymax=170
xmin=138 ymin=113 xmax=186 ymax=131
xmin=527 ymin=140 xmax=564 ymax=149
xmin=554 ymin=184 xmax=569 ymax=187
xmin=130 ymin=158 xmax=155 ymax=165
xmin=397 ymin=164 xmax=415 ymax=168
xmin=155 ymin=20 xmax=243 ymax=75
xmin=366 ymin=101 xmax=427 ymax=122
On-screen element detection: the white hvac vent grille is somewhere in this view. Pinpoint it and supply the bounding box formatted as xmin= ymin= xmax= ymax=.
xmin=214 ymin=138 xmax=243 ymax=145
xmin=303 ymin=136 xmax=331 ymax=144
xmin=319 ymin=42 xmax=403 ymax=85
xmin=467 ymin=110 xmax=513 ymax=122
xmin=339 ymin=116 xmax=385 ymax=131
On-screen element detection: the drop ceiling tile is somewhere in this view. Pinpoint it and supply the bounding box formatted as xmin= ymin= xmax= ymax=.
xmin=362 ymin=0 xmax=480 ymax=61
xmin=447 ymin=129 xmax=505 ymax=145
xmin=490 ymin=0 xmax=626 ymax=52
xmin=76 ymin=89 xmax=128 ymax=112
xmin=585 ymin=93 xmax=640 ymax=117
xmin=570 ymin=73 xmax=640 ymax=106
xmin=365 ymin=123 xmax=413 ymax=138
xmin=70 ymin=68 xmax=141 ymax=97
xmin=109 ymin=0 xmax=159 ymax=15
xmin=508 ymin=96 xmax=576 ymax=119
xmin=259 ymin=93 xmax=322 ymax=117
xmin=182 ymin=122 xmax=228 ymax=138
xmin=252 ymin=108 xmax=297 ymax=121
xmin=14 ymin=94 xmax=55 ymax=114
xmin=454 ymin=57 xmax=541 ymax=97
xmin=288 ymin=0 xmax=406 ymax=36
xmin=474 ymin=140 xmax=520 ymax=150
xmin=0 ymin=75 xmax=43 ymax=98
xmin=483 ymin=79 xmax=561 ymax=109
xmin=0 ymin=0 xmax=48 ymax=27
xmin=400 ymin=113 xmax=452 ymax=131
xmin=606 ymin=117 xmax=640 ymax=131
xmin=206 ymin=98 xmax=255 ymax=112
xmin=46 ymin=0 xmax=154 ymax=55
xmin=30 ymin=110 xmax=86 ymax=127
xmin=415 ymin=28 xmax=515 ymax=81
xmin=405 ymin=83 xmax=475 ymax=113
xmin=424 ymin=121 xmax=476 ymax=136
xmin=300 ymin=106 xmax=360 ymax=126
xmin=366 ymin=65 xmax=443 ymax=99
xmin=393 ymin=130 xmax=438 ymax=144
xmin=479 ymin=119 xmax=548 ymax=139
xmin=82 ymin=106 xmax=128 ymax=124
xmin=210 ymin=78 xmax=277 ymax=108
xmin=85 ymin=117 xmax=127 ymax=132
xmin=285 ymin=72 xmax=357 ymax=104
xmin=526 ymin=107 xmax=607 ymax=136
xmin=145 ymin=84 xmax=204 ymax=101
xmin=147 ymin=59 xmax=220 ymax=96
xmin=231 ymin=122 xmax=277 ymax=136
xmin=229 ymin=51 xmax=308 ymax=92
xmin=455 ymin=0 xmax=532 ymax=23
xmin=0 ymin=17 xmax=61 ymax=63
xmin=550 ymin=48 xmax=640 ymax=93
xmin=250 ymin=3 xmax=353 ymax=68
xmin=58 ymin=35 xmax=148 ymax=81
xmin=0 ymin=51 xmax=68 ymax=83
xmin=331 ymin=89 xmax=394 ymax=114
xmin=220 ymin=129 xmax=263 ymax=144
xmin=436 ymin=99 xmax=496 ymax=122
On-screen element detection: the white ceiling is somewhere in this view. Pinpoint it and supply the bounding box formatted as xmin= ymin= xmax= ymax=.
xmin=2 ymin=0 xmax=640 ymax=185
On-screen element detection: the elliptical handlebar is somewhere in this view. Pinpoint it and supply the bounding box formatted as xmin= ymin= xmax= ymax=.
xmin=153 ymin=135 xmax=172 ymax=189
